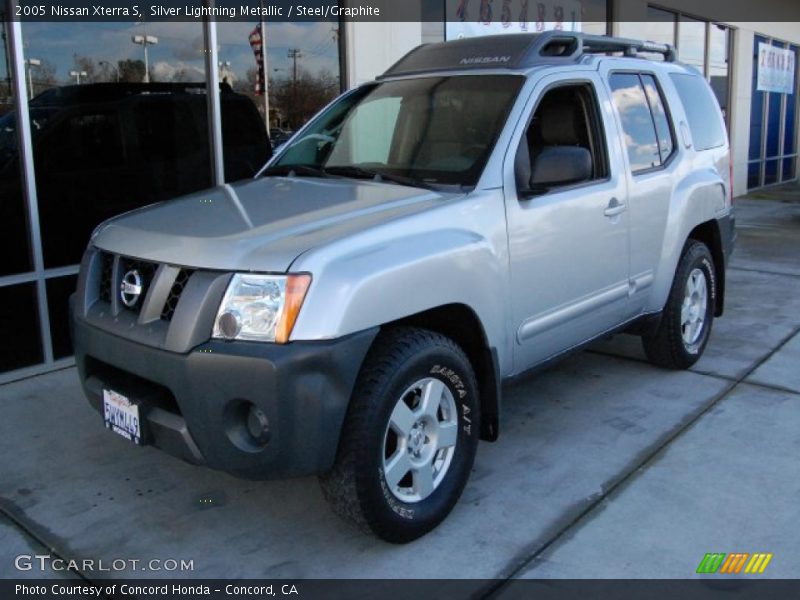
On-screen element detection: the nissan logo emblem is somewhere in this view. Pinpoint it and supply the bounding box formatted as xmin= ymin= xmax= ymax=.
xmin=120 ymin=269 xmax=143 ymax=307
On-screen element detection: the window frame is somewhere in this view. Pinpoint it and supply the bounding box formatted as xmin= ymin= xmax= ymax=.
xmin=607 ymin=70 xmax=678 ymax=177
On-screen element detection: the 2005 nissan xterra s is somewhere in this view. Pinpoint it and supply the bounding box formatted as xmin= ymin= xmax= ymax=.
xmin=71 ymin=32 xmax=735 ymax=543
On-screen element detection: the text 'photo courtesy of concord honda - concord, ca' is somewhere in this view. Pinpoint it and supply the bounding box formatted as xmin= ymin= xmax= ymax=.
xmin=70 ymin=31 xmax=734 ymax=543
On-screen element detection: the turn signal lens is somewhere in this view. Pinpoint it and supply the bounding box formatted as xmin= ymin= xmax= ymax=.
xmin=276 ymin=274 xmax=312 ymax=344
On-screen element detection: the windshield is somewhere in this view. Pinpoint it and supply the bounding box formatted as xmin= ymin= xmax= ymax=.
xmin=270 ymin=75 xmax=523 ymax=188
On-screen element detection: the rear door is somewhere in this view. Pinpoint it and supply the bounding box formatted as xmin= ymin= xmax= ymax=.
xmin=504 ymin=72 xmax=631 ymax=372
xmin=600 ymin=67 xmax=679 ymax=314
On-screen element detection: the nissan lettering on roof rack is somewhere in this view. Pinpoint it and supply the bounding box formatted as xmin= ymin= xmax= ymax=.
xmin=71 ymin=31 xmax=734 ymax=542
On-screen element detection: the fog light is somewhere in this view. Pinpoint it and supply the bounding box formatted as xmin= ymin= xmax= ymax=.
xmin=246 ymin=405 xmax=270 ymax=445
xmin=218 ymin=311 xmax=241 ymax=340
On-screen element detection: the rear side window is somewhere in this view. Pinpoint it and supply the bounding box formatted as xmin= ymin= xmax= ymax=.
xmin=609 ymin=73 xmax=661 ymax=172
xmin=669 ymin=73 xmax=726 ymax=151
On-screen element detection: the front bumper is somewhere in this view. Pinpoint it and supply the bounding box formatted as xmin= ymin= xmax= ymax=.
xmin=72 ymin=305 xmax=377 ymax=479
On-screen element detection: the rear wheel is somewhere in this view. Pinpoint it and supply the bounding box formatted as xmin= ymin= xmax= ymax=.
xmin=642 ymin=240 xmax=716 ymax=369
xmin=319 ymin=327 xmax=479 ymax=543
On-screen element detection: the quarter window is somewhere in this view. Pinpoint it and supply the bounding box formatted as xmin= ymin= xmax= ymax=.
xmin=670 ymin=73 xmax=727 ymax=151
xmin=640 ymin=74 xmax=675 ymax=163
xmin=609 ymin=73 xmax=662 ymax=172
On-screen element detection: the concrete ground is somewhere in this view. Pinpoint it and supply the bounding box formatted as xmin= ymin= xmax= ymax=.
xmin=1 ymin=186 xmax=798 ymax=584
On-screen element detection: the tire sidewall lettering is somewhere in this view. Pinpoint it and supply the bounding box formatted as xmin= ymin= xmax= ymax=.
xmin=683 ymin=251 xmax=715 ymax=355
xmin=378 ymin=467 xmax=416 ymax=520
xmin=430 ymin=365 xmax=473 ymax=437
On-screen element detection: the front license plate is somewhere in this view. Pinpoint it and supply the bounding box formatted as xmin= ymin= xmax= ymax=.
xmin=103 ymin=389 xmax=142 ymax=445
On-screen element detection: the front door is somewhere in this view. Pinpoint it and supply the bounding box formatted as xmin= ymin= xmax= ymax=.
xmin=504 ymin=73 xmax=631 ymax=373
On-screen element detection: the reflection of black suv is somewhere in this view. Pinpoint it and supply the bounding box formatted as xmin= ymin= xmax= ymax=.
xmin=1 ymin=82 xmax=271 ymax=271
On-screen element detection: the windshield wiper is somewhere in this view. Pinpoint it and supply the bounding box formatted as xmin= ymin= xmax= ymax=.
xmin=261 ymin=164 xmax=329 ymax=178
xmin=324 ymin=165 xmax=436 ymax=190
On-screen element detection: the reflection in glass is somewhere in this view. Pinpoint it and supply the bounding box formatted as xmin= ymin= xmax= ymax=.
xmin=0 ymin=283 xmax=43 ymax=374
xmin=784 ymin=46 xmax=799 ymax=155
xmin=0 ymin=18 xmax=35 ymax=277
xmin=46 ymin=274 xmax=78 ymax=359
xmin=580 ymin=0 xmax=608 ymax=36
xmin=678 ymin=18 xmax=706 ymax=71
xmin=19 ymin=22 xmax=216 ymax=270
xmin=637 ymin=8 xmax=676 ymax=61
xmin=747 ymin=162 xmax=760 ymax=190
xmin=764 ymin=159 xmax=779 ymax=186
xmin=216 ymin=20 xmax=341 ymax=151
xmin=640 ymin=75 xmax=674 ymax=163
xmin=708 ymin=24 xmax=730 ymax=124
xmin=609 ymin=73 xmax=660 ymax=172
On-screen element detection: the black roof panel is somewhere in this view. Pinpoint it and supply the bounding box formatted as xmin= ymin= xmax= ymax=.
xmin=379 ymin=32 xmax=676 ymax=79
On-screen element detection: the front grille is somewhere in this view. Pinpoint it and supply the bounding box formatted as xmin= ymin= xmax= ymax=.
xmin=99 ymin=252 xmax=114 ymax=303
xmin=93 ymin=250 xmax=196 ymax=322
xmin=119 ymin=257 xmax=158 ymax=314
xmin=161 ymin=269 xmax=194 ymax=322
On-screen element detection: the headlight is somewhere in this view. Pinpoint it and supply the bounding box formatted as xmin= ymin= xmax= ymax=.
xmin=213 ymin=273 xmax=311 ymax=343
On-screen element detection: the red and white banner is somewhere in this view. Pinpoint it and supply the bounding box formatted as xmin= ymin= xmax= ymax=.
xmin=249 ymin=25 xmax=266 ymax=96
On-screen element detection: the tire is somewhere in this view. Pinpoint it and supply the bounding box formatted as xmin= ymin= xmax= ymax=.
xmin=642 ymin=240 xmax=716 ymax=369
xmin=319 ymin=327 xmax=480 ymax=543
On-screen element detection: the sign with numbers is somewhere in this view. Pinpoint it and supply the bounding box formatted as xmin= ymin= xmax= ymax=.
xmin=757 ymin=43 xmax=796 ymax=95
xmin=446 ymin=0 xmax=582 ymax=40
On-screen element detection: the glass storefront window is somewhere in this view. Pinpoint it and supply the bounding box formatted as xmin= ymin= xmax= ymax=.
xmin=0 ymin=282 xmax=43 ymax=373
xmin=677 ymin=18 xmax=706 ymax=72
xmin=45 ymin=274 xmax=78 ymax=360
xmin=580 ymin=0 xmax=609 ymax=36
xmin=748 ymin=37 xmax=799 ymax=190
xmin=708 ymin=24 xmax=731 ymax=123
xmin=0 ymin=18 xmax=34 ymax=277
xmin=638 ymin=7 xmax=676 ymax=61
xmin=216 ymin=20 xmax=342 ymax=170
xmin=20 ymin=22 xmax=212 ymax=271
xmin=625 ymin=10 xmax=732 ymax=132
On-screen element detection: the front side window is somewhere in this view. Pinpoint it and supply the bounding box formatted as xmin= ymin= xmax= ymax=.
xmin=516 ymin=82 xmax=609 ymax=191
xmin=609 ymin=73 xmax=661 ymax=173
xmin=271 ymin=75 xmax=523 ymax=188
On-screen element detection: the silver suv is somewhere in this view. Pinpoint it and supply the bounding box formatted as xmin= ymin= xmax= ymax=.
xmin=71 ymin=32 xmax=735 ymax=543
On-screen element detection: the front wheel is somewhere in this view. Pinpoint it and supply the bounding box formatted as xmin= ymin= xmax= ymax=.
xmin=319 ymin=327 xmax=480 ymax=543
xmin=642 ymin=240 xmax=716 ymax=369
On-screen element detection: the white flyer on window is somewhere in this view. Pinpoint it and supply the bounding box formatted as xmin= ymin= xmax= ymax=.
xmin=757 ymin=43 xmax=796 ymax=95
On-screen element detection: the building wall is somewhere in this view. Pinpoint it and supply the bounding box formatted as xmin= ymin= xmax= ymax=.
xmin=344 ymin=22 xmax=422 ymax=86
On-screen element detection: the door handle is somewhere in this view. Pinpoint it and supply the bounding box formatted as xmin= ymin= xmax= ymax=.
xmin=604 ymin=198 xmax=626 ymax=218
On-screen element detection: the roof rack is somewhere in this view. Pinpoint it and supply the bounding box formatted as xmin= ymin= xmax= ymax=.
xmin=579 ymin=33 xmax=677 ymax=62
xmin=379 ymin=31 xmax=676 ymax=79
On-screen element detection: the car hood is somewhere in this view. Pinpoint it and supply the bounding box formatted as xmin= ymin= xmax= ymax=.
xmin=92 ymin=176 xmax=463 ymax=272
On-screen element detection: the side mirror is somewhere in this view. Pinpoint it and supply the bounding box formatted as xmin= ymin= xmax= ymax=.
xmin=517 ymin=145 xmax=593 ymax=197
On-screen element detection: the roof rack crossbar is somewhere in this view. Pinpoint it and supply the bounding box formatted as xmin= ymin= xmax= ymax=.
xmin=578 ymin=33 xmax=677 ymax=62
